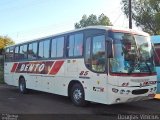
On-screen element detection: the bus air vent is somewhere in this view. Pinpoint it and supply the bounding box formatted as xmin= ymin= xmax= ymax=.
xmin=132 ymin=89 xmax=148 ymax=95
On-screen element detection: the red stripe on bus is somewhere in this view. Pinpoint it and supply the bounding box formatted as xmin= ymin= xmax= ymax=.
xmin=49 ymin=61 xmax=64 ymax=75
xmin=11 ymin=63 xmax=18 ymax=72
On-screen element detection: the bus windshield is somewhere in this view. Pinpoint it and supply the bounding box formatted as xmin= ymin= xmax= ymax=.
xmin=109 ymin=32 xmax=156 ymax=74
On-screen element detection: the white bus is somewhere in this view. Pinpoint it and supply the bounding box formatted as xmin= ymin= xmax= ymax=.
xmin=4 ymin=26 xmax=157 ymax=106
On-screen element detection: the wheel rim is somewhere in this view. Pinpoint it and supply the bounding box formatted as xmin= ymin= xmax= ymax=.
xmin=73 ymin=89 xmax=82 ymax=103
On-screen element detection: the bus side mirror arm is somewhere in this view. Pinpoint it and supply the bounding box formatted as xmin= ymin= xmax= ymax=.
xmin=106 ymin=38 xmax=114 ymax=58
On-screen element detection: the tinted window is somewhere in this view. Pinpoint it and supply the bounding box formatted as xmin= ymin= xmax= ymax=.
xmin=28 ymin=42 xmax=37 ymax=59
xmin=33 ymin=43 xmax=37 ymax=58
xmin=5 ymin=47 xmax=15 ymax=61
xmin=23 ymin=45 xmax=27 ymax=59
xmin=38 ymin=41 xmax=43 ymax=58
xmin=5 ymin=48 xmax=10 ymax=61
xmin=5 ymin=48 xmax=9 ymax=61
xmin=68 ymin=35 xmax=74 ymax=57
xmin=44 ymin=40 xmax=50 ymax=58
xmin=57 ymin=37 xmax=64 ymax=57
xmin=19 ymin=44 xmax=28 ymax=60
xmin=51 ymin=37 xmax=64 ymax=58
xmin=74 ymin=34 xmax=83 ymax=56
xmin=51 ymin=39 xmax=56 ymax=58
xmin=9 ymin=47 xmax=14 ymax=61
xmin=68 ymin=33 xmax=83 ymax=57
xmin=28 ymin=44 xmax=33 ymax=59
xmin=38 ymin=39 xmax=50 ymax=59
xmin=14 ymin=46 xmax=19 ymax=60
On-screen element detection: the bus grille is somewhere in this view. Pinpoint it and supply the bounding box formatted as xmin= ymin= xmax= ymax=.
xmin=132 ymin=89 xmax=148 ymax=95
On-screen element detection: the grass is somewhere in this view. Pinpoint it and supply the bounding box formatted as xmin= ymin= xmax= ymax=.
xmin=0 ymin=58 xmax=4 ymax=84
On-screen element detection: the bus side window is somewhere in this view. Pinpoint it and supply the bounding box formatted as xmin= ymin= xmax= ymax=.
xmin=5 ymin=48 xmax=10 ymax=61
xmin=14 ymin=46 xmax=19 ymax=60
xmin=51 ymin=37 xmax=64 ymax=58
xmin=9 ymin=47 xmax=14 ymax=61
xmin=51 ymin=38 xmax=57 ymax=58
xmin=38 ymin=39 xmax=50 ymax=59
xmin=38 ymin=41 xmax=43 ymax=58
xmin=68 ymin=33 xmax=83 ymax=57
xmin=19 ymin=44 xmax=27 ymax=60
xmin=28 ymin=42 xmax=37 ymax=60
xmin=23 ymin=45 xmax=28 ymax=59
xmin=57 ymin=37 xmax=64 ymax=58
xmin=43 ymin=40 xmax=50 ymax=58
xmin=74 ymin=34 xmax=83 ymax=56
xmin=68 ymin=35 xmax=74 ymax=57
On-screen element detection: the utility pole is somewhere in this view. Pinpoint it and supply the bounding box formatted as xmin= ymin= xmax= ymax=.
xmin=129 ymin=0 xmax=132 ymax=29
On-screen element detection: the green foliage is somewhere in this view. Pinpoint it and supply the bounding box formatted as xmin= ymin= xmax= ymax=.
xmin=75 ymin=13 xmax=112 ymax=29
xmin=0 ymin=36 xmax=15 ymax=49
xmin=0 ymin=36 xmax=15 ymax=54
xmin=121 ymin=0 xmax=160 ymax=35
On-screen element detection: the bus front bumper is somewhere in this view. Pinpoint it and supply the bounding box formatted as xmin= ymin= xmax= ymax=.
xmin=107 ymin=84 xmax=157 ymax=104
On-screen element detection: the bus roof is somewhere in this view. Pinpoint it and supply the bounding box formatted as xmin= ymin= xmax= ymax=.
xmin=151 ymin=35 xmax=160 ymax=44
xmin=6 ymin=26 xmax=149 ymax=48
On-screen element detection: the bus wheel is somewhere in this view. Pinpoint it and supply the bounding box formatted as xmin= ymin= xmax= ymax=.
xmin=70 ymin=83 xmax=87 ymax=106
xmin=19 ymin=77 xmax=27 ymax=94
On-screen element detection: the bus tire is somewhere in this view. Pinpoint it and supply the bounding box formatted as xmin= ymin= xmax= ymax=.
xmin=70 ymin=83 xmax=87 ymax=107
xmin=19 ymin=77 xmax=28 ymax=94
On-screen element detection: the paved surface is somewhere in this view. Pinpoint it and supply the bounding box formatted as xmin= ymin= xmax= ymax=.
xmin=0 ymin=84 xmax=160 ymax=120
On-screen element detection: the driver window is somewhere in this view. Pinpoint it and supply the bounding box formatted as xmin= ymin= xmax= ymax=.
xmin=92 ymin=35 xmax=105 ymax=72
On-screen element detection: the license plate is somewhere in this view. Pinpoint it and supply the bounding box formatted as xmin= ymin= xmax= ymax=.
xmin=148 ymin=94 xmax=155 ymax=97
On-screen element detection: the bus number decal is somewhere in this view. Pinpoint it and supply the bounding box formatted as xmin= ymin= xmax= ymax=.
xmin=79 ymin=70 xmax=90 ymax=79
xmin=79 ymin=71 xmax=89 ymax=76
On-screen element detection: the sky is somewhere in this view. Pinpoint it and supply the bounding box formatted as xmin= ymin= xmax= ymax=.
xmin=0 ymin=0 xmax=138 ymax=43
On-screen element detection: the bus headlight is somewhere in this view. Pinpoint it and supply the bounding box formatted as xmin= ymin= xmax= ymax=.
xmin=126 ymin=90 xmax=131 ymax=94
xmin=120 ymin=89 xmax=125 ymax=94
xmin=112 ymin=88 xmax=119 ymax=93
xmin=154 ymin=87 xmax=157 ymax=91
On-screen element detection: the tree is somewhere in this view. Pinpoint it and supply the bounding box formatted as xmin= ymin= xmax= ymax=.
xmin=0 ymin=36 xmax=15 ymax=54
xmin=75 ymin=13 xmax=112 ymax=29
xmin=121 ymin=0 xmax=160 ymax=35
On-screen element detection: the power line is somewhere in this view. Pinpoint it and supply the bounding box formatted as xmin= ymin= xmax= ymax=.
xmin=113 ymin=12 xmax=123 ymax=25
